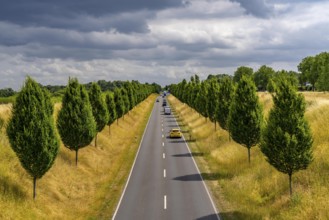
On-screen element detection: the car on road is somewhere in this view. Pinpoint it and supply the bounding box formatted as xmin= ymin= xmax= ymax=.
xmin=162 ymin=101 xmax=167 ymax=107
xmin=164 ymin=107 xmax=171 ymax=115
xmin=169 ymin=128 xmax=182 ymax=138
xmin=156 ymin=99 xmax=159 ymax=102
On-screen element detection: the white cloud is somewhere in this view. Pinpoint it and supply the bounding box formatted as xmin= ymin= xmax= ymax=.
xmin=1 ymin=0 xmax=329 ymax=89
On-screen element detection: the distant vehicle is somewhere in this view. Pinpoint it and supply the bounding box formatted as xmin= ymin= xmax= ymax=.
xmin=164 ymin=107 xmax=171 ymax=115
xmin=169 ymin=128 xmax=182 ymax=138
xmin=162 ymin=101 xmax=167 ymax=107
xmin=156 ymin=99 xmax=159 ymax=102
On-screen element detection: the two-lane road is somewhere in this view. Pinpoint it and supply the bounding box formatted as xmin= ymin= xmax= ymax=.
xmin=113 ymin=96 xmax=220 ymax=220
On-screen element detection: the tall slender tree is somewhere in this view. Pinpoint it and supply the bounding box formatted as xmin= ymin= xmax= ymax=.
xmin=121 ymin=88 xmax=130 ymax=116
xmin=228 ymin=75 xmax=263 ymax=163
xmin=114 ymin=88 xmax=125 ymax=124
xmin=105 ymin=92 xmax=117 ymax=135
xmin=124 ymin=82 xmax=136 ymax=111
xmin=57 ymin=78 xmax=96 ymax=166
xmin=89 ymin=83 xmax=109 ymax=147
xmin=216 ymin=77 xmax=235 ymax=132
xmin=7 ymin=77 xmax=59 ymax=199
xmin=260 ymin=79 xmax=313 ymax=196
xmin=206 ymin=79 xmax=220 ymax=129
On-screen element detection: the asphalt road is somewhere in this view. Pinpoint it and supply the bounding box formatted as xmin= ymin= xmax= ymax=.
xmin=113 ymin=96 xmax=220 ymax=220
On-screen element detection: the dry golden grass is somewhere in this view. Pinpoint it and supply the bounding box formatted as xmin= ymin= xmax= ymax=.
xmin=169 ymin=92 xmax=329 ymax=220
xmin=0 ymin=94 xmax=156 ymax=220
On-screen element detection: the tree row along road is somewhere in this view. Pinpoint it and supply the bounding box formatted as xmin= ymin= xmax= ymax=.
xmin=113 ymin=96 xmax=220 ymax=220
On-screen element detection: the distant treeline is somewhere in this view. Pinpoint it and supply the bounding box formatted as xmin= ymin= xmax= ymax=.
xmin=0 ymin=79 xmax=162 ymax=98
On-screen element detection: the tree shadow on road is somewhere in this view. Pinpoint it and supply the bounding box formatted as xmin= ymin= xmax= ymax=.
xmin=197 ymin=212 xmax=261 ymax=220
xmin=172 ymin=152 xmax=204 ymax=157
xmin=172 ymin=173 xmax=229 ymax=181
xmin=196 ymin=213 xmax=219 ymax=220
xmin=219 ymin=211 xmax=262 ymax=220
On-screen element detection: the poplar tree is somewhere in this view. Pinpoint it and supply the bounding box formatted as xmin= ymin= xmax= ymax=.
xmin=216 ymin=77 xmax=235 ymax=131
xmin=57 ymin=78 xmax=96 ymax=166
xmin=105 ymin=92 xmax=117 ymax=135
xmin=195 ymin=81 xmax=208 ymax=118
xmin=89 ymin=83 xmax=109 ymax=147
xmin=207 ymin=79 xmax=219 ymax=130
xmin=121 ymin=88 xmax=130 ymax=116
xmin=124 ymin=82 xmax=136 ymax=111
xmin=7 ymin=77 xmax=59 ymax=199
xmin=260 ymin=79 xmax=313 ymax=196
xmin=114 ymin=88 xmax=125 ymax=124
xmin=228 ymin=75 xmax=263 ymax=163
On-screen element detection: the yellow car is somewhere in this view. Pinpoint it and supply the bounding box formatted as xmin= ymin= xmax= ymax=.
xmin=169 ymin=128 xmax=182 ymax=138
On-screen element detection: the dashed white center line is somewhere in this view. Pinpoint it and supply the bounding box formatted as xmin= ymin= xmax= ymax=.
xmin=164 ymin=195 xmax=167 ymax=210
xmin=162 ymin=142 xmax=164 ymax=147
xmin=164 ymin=169 xmax=166 ymax=178
xmin=162 ymin=134 xmax=164 ymax=138
xmin=163 ymin=153 xmax=165 ymax=159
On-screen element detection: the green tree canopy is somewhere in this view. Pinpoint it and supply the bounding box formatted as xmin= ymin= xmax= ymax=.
xmin=228 ymin=75 xmax=263 ymax=163
xmin=195 ymin=81 xmax=208 ymax=118
xmin=206 ymin=79 xmax=219 ymax=127
xmin=314 ymin=52 xmax=329 ymax=91
xmin=89 ymin=82 xmax=109 ymax=146
xmin=121 ymin=88 xmax=130 ymax=116
xmin=253 ymin=65 xmax=275 ymax=91
xmin=7 ymin=77 xmax=59 ymax=199
xmin=260 ymin=79 xmax=313 ymax=196
xmin=114 ymin=88 xmax=125 ymax=123
xmin=216 ymin=77 xmax=235 ymax=131
xmin=233 ymin=66 xmax=254 ymax=83
xmin=57 ymin=78 xmax=96 ymax=166
xmin=105 ymin=92 xmax=117 ymax=134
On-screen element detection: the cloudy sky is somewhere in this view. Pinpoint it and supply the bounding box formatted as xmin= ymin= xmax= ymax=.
xmin=1 ymin=0 xmax=328 ymax=90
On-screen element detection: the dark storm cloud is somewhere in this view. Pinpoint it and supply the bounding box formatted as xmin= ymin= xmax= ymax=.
xmin=0 ymin=0 xmax=184 ymax=33
xmin=231 ymin=0 xmax=273 ymax=18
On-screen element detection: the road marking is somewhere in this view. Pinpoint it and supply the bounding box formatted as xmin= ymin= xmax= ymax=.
xmin=162 ymin=134 xmax=164 ymax=138
xmin=164 ymin=195 xmax=167 ymax=210
xmin=163 ymin=153 xmax=165 ymax=159
xmin=162 ymin=128 xmax=163 ymax=132
xmin=164 ymin=169 xmax=166 ymax=178
xmin=162 ymin=142 xmax=164 ymax=147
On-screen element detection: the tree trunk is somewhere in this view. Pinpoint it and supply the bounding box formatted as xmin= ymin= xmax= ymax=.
xmin=117 ymin=118 xmax=119 ymax=125
xmin=95 ymin=133 xmax=98 ymax=147
xmin=289 ymin=173 xmax=293 ymax=197
xmin=108 ymin=125 xmax=111 ymax=135
xmin=75 ymin=149 xmax=79 ymax=166
xmin=33 ymin=177 xmax=37 ymax=200
xmin=248 ymin=147 xmax=251 ymax=164
xmin=214 ymin=121 xmax=217 ymax=131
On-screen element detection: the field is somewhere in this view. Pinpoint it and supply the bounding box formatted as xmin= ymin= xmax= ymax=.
xmin=0 ymin=94 xmax=156 ymax=219
xmin=168 ymin=92 xmax=329 ymax=220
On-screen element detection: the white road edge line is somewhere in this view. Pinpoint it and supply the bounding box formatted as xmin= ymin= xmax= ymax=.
xmin=172 ymin=109 xmax=221 ymax=220
xmin=164 ymin=195 xmax=167 ymax=210
xmin=112 ymin=102 xmax=155 ymax=220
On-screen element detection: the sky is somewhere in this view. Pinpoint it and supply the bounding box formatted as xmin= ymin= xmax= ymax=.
xmin=1 ymin=0 xmax=329 ymax=90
